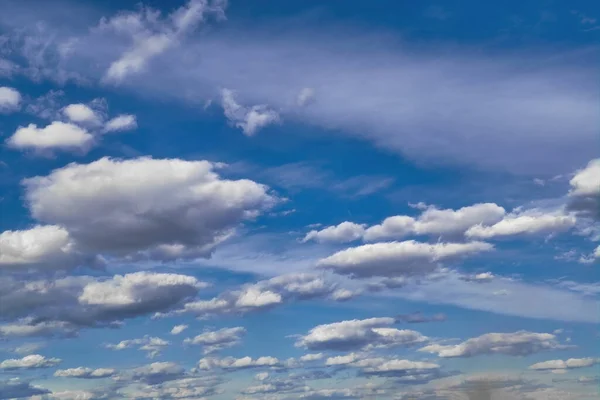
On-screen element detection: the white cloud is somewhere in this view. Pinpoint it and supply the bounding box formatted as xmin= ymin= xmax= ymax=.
xmin=22 ymin=156 xmax=276 ymax=261
xmin=234 ymin=287 xmax=282 ymax=308
xmin=129 ymin=361 xmax=185 ymax=385
xmin=567 ymin=158 xmax=600 ymax=220
xmin=299 ymin=353 xmax=323 ymax=362
xmin=529 ymin=358 xmax=599 ymax=371
xmin=0 ymin=86 xmax=21 ymax=112
xmin=465 ymin=209 xmax=576 ymax=239
xmin=12 ymin=343 xmax=45 ymax=355
xmin=106 ymin=335 xmax=170 ymax=358
xmin=317 ymin=240 xmax=493 ymax=278
xmin=170 ymin=324 xmax=188 ymax=335
xmin=0 ymin=354 xmax=61 ymax=370
xmin=296 ymin=317 xmax=426 ymax=351
xmin=63 ymin=103 xmax=102 ymax=125
xmin=104 ymin=114 xmax=137 ymax=132
xmin=101 ymin=0 xmax=228 ymax=83
xmin=303 ymin=222 xmax=366 ymax=243
xmin=0 ymin=225 xmax=89 ymax=269
xmin=198 ymin=356 xmax=280 ymax=370
xmin=419 ymin=331 xmax=568 ymax=358
xmin=330 ymin=288 xmax=358 ymax=301
xmin=54 ymin=367 xmax=116 ymax=378
xmin=7 ymin=122 xmax=94 ymax=152
xmin=184 ymin=327 xmax=246 ymax=354
xmin=221 ymin=88 xmax=280 ymax=136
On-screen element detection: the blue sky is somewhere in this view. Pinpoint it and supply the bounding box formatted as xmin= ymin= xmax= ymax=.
xmin=0 ymin=0 xmax=599 ymax=399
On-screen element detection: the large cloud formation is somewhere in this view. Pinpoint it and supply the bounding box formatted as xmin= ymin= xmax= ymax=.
xmin=18 ymin=156 xmax=276 ymax=264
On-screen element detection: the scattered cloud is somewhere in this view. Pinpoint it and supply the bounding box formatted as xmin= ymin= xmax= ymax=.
xmin=420 ymin=331 xmax=569 ymax=358
xmin=0 ymin=354 xmax=61 ymax=370
xmin=103 ymin=114 xmax=137 ymax=132
xmin=6 ymin=121 xmax=94 ymax=153
xmin=296 ymin=317 xmax=427 ymax=351
xmin=170 ymin=325 xmax=188 ymax=335
xmin=184 ymin=327 xmax=246 ymax=354
xmin=54 ymin=367 xmax=117 ymax=378
xmin=221 ymin=88 xmax=281 ymax=136
xmin=0 ymin=86 xmax=21 ymax=112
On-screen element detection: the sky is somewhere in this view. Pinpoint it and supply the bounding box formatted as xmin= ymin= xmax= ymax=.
xmin=0 ymin=0 xmax=599 ymax=399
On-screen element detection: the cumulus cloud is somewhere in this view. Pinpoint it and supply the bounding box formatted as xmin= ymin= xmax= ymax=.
xmin=302 ymin=222 xmax=366 ymax=243
xmin=0 ymin=225 xmax=94 ymax=269
xmin=465 ymin=209 xmax=576 ymax=239
xmin=106 ymin=335 xmax=170 ymax=358
xmin=296 ymin=317 xmax=426 ymax=351
xmin=0 ymin=86 xmax=21 ymax=112
xmin=184 ymin=327 xmax=246 ymax=354
xmin=54 ymin=367 xmax=116 ymax=378
xmin=0 ymin=354 xmax=61 ymax=370
xmin=103 ymin=114 xmax=137 ymax=132
xmin=567 ymin=158 xmax=600 ymax=220
xmin=6 ymin=121 xmax=94 ymax=152
xmin=419 ymin=331 xmax=568 ymax=358
xmin=198 ymin=356 xmax=280 ymax=370
xmin=101 ymin=0 xmax=227 ymax=83
xmin=0 ymin=272 xmax=204 ymax=338
xmin=317 ymin=240 xmax=493 ymax=278
xmin=170 ymin=324 xmax=188 ymax=335
xmin=63 ymin=103 xmax=102 ymax=126
xmin=221 ymin=88 xmax=280 ymax=136
xmin=22 ymin=156 xmax=276 ymax=262
xmin=182 ymin=273 xmax=341 ymax=318
xmin=129 ymin=362 xmax=185 ymax=385
xmin=365 ymin=203 xmax=506 ymax=241
xmin=530 ymin=357 xmax=599 ymax=371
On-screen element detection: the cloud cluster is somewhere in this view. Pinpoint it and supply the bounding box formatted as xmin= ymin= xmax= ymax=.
xmin=420 ymin=331 xmax=568 ymax=358
xmin=54 ymin=367 xmax=116 ymax=379
xmin=0 ymin=272 xmax=205 ymax=337
xmin=6 ymin=97 xmax=136 ymax=154
xmin=296 ymin=317 xmax=427 ymax=351
xmin=106 ymin=336 xmax=170 ymax=358
xmin=529 ymin=357 xmax=599 ymax=372
xmin=15 ymin=156 xmax=275 ymax=265
xmin=0 ymin=354 xmax=61 ymax=370
xmin=198 ymin=356 xmax=280 ymax=370
xmin=317 ymin=240 xmax=493 ymax=278
xmin=184 ymin=327 xmax=246 ymax=354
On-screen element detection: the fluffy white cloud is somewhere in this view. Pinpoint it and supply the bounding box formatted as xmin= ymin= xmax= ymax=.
xmin=102 ymin=0 xmax=227 ymax=83
xmin=567 ymin=158 xmax=600 ymax=220
xmin=296 ymin=317 xmax=427 ymax=351
xmin=529 ymin=358 xmax=599 ymax=371
xmin=363 ymin=203 xmax=506 ymax=241
xmin=317 ymin=240 xmax=493 ymax=278
xmin=184 ymin=327 xmax=246 ymax=354
xmin=221 ymin=89 xmax=281 ymax=136
xmin=0 ymin=86 xmax=21 ymax=112
xmin=22 ymin=156 xmax=276 ymax=261
xmin=6 ymin=122 xmax=94 ymax=152
xmin=307 ymin=203 xmax=506 ymax=243
xmin=0 ymin=225 xmax=92 ymax=269
xmin=63 ymin=104 xmax=102 ymax=125
xmin=198 ymin=356 xmax=280 ymax=370
xmin=465 ymin=209 xmax=576 ymax=239
xmin=182 ymin=273 xmax=340 ymax=318
xmin=302 ymin=222 xmax=366 ymax=243
xmin=235 ymin=287 xmax=282 ymax=308
xmin=419 ymin=331 xmax=567 ymax=358
xmin=129 ymin=362 xmax=185 ymax=385
xmin=170 ymin=325 xmax=188 ymax=335
xmin=0 ymin=272 xmax=204 ymax=337
xmin=104 ymin=114 xmax=137 ymax=132
xmin=0 ymin=354 xmax=61 ymax=370
xmin=54 ymin=367 xmax=116 ymax=378
xmin=299 ymin=353 xmax=323 ymax=362
xmin=106 ymin=335 xmax=170 ymax=358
